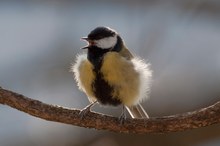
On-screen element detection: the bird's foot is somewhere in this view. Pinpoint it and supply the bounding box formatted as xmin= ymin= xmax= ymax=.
xmin=118 ymin=112 xmax=126 ymax=125
xmin=79 ymin=106 xmax=91 ymax=119
xmin=79 ymin=101 xmax=97 ymax=119
xmin=118 ymin=106 xmax=127 ymax=124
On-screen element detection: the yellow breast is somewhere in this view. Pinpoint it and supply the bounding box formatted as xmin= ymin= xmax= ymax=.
xmin=101 ymin=52 xmax=140 ymax=106
xmin=73 ymin=51 xmax=151 ymax=106
xmin=72 ymin=54 xmax=96 ymax=103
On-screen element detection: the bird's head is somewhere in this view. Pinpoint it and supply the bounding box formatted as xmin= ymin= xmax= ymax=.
xmin=81 ymin=27 xmax=122 ymax=52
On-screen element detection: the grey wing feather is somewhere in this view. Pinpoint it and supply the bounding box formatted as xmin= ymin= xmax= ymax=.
xmin=119 ymin=46 xmax=149 ymax=119
xmin=119 ymin=46 xmax=134 ymax=60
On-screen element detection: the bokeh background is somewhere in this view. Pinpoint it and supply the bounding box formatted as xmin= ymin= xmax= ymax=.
xmin=1 ymin=0 xmax=220 ymax=146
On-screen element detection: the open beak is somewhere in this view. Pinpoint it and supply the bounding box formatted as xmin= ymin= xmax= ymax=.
xmin=81 ymin=37 xmax=89 ymax=41
xmin=80 ymin=37 xmax=95 ymax=49
xmin=81 ymin=37 xmax=90 ymax=49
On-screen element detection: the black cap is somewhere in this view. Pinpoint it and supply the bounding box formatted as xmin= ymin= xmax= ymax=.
xmin=87 ymin=27 xmax=116 ymax=40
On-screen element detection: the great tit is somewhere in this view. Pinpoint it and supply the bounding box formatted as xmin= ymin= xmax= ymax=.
xmin=72 ymin=26 xmax=152 ymax=120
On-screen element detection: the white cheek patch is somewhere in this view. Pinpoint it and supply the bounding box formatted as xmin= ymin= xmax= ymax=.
xmin=95 ymin=35 xmax=117 ymax=49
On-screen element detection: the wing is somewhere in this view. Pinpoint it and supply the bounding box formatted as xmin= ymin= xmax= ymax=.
xmin=119 ymin=46 xmax=134 ymax=60
xmin=72 ymin=54 xmax=96 ymax=103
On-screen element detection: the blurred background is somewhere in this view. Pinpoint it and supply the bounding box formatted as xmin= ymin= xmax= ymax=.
xmin=0 ymin=0 xmax=220 ymax=146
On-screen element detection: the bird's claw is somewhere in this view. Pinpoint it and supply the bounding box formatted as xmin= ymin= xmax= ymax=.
xmin=79 ymin=107 xmax=91 ymax=119
xmin=118 ymin=112 xmax=126 ymax=125
xmin=79 ymin=101 xmax=97 ymax=119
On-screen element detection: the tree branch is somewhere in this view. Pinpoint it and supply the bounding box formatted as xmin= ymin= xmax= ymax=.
xmin=0 ymin=86 xmax=220 ymax=134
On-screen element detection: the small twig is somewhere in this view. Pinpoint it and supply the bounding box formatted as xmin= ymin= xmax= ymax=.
xmin=0 ymin=87 xmax=220 ymax=134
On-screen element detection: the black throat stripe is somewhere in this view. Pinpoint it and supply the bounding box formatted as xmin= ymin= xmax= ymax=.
xmin=87 ymin=46 xmax=121 ymax=106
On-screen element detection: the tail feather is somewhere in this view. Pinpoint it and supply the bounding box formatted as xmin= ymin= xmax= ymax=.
xmin=126 ymin=104 xmax=149 ymax=119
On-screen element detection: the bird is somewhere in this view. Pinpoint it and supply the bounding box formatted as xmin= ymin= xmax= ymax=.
xmin=72 ymin=26 xmax=152 ymax=121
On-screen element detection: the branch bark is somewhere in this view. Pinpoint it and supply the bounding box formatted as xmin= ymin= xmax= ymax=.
xmin=0 ymin=86 xmax=220 ymax=134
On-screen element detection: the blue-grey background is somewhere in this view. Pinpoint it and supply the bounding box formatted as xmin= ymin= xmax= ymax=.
xmin=0 ymin=1 xmax=220 ymax=146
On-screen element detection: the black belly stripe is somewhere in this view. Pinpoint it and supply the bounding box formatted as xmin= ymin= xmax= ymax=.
xmin=87 ymin=46 xmax=122 ymax=106
xmin=92 ymin=70 xmax=121 ymax=106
